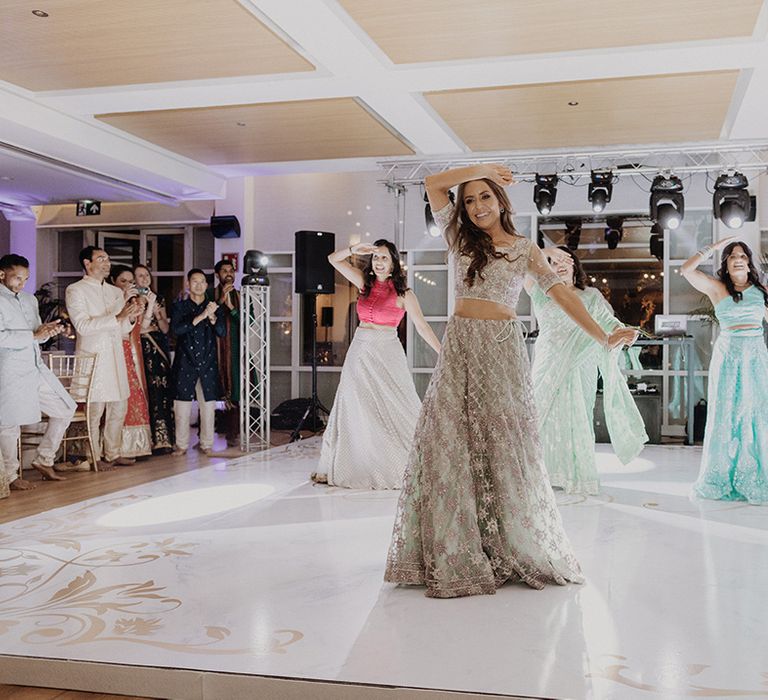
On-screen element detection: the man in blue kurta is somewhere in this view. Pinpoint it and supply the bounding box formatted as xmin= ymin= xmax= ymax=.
xmin=0 ymin=254 xmax=76 ymax=490
xmin=171 ymin=268 xmax=226 ymax=456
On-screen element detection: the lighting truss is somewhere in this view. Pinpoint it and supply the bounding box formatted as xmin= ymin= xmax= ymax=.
xmin=240 ymin=285 xmax=270 ymax=452
xmin=377 ymin=141 xmax=768 ymax=186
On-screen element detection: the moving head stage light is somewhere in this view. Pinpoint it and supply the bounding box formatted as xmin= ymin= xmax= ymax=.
xmin=650 ymin=175 xmax=684 ymax=230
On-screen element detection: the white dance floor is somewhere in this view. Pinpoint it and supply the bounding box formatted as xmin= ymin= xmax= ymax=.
xmin=0 ymin=439 xmax=766 ymax=699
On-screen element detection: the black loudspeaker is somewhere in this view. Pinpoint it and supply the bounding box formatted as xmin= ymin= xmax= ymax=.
xmin=320 ymin=307 xmax=334 ymax=327
xmin=295 ymin=230 xmax=335 ymax=294
xmin=211 ymin=215 xmax=241 ymax=239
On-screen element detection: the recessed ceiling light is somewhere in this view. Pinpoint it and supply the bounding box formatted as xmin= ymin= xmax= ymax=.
xmin=236 ymin=121 xmax=246 ymax=127
xmin=32 ymin=9 xmax=49 ymax=17
xmin=567 ymin=101 xmax=579 ymax=106
xmin=0 ymin=176 xmax=14 ymax=181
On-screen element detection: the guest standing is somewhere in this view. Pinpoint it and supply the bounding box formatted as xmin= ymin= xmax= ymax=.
xmin=211 ymin=259 xmax=240 ymax=447
xmin=109 ymin=265 xmax=152 ymax=459
xmin=66 ymin=247 xmax=141 ymax=469
xmin=171 ymin=269 xmax=226 ymax=457
xmin=133 ymin=264 xmax=175 ymax=454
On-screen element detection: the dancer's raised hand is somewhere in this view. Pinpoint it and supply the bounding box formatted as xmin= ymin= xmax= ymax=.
xmin=482 ymin=164 xmax=515 ymax=187
xmin=351 ymin=243 xmax=377 ymax=255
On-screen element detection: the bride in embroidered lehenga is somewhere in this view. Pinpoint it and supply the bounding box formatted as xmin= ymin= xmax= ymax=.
xmin=527 ymin=246 xmax=647 ymax=496
xmin=384 ymin=165 xmax=636 ymax=598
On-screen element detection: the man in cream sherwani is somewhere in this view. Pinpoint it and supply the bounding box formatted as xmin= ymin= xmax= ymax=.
xmin=65 ymin=246 xmax=141 ymax=468
xmin=0 ymin=254 xmax=76 ymax=489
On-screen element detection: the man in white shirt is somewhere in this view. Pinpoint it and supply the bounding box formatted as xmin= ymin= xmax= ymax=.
xmin=0 ymin=254 xmax=76 ymax=489
xmin=65 ymin=246 xmax=141 ymax=468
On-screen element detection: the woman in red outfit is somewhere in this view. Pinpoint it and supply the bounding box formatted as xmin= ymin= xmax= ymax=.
xmin=312 ymin=239 xmax=440 ymax=489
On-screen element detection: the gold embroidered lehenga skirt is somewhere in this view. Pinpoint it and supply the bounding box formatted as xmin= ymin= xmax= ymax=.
xmin=384 ymin=317 xmax=584 ymax=598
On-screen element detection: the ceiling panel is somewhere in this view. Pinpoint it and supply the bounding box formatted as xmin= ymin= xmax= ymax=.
xmin=0 ymin=0 xmax=313 ymax=90
xmin=425 ymin=71 xmax=739 ymax=151
xmin=97 ymin=99 xmax=414 ymax=164
xmin=340 ymin=0 xmax=763 ymax=64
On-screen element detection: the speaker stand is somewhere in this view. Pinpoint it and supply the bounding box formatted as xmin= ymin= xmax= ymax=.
xmin=290 ymin=294 xmax=330 ymax=442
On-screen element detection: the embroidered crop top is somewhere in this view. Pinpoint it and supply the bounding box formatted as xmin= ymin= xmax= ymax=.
xmin=715 ymin=285 xmax=767 ymax=329
xmin=356 ymin=279 xmax=405 ymax=327
xmin=433 ymin=202 xmax=562 ymax=310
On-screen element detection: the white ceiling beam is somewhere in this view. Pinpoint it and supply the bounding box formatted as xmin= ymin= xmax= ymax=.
xmin=0 ymin=82 xmax=227 ymax=199
xmin=720 ymin=0 xmax=768 ymax=142
xmin=37 ymin=37 xmax=762 ymax=116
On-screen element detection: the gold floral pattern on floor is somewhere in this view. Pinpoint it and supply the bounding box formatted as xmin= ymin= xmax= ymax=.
xmin=0 ymin=496 xmax=303 ymax=657
xmin=588 ymin=654 xmax=768 ymax=696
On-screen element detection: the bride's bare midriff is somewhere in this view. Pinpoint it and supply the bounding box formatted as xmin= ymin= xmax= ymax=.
xmin=453 ymin=298 xmax=516 ymax=320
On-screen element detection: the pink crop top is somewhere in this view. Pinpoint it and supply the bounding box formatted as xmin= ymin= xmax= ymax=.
xmin=356 ymin=279 xmax=405 ymax=327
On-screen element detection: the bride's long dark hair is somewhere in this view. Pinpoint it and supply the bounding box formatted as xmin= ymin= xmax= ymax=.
xmin=444 ymin=178 xmax=522 ymax=287
xmin=717 ymin=241 xmax=768 ymax=305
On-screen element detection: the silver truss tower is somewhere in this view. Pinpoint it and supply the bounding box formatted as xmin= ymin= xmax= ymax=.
xmin=239 ymin=285 xmax=270 ymax=452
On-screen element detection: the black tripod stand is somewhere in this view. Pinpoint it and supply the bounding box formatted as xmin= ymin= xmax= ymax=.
xmin=290 ymin=294 xmax=331 ymax=441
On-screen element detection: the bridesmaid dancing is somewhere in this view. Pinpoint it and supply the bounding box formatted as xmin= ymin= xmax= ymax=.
xmin=385 ymin=165 xmax=635 ymax=598
xmin=313 ymin=239 xmax=441 ymax=489
xmin=681 ymin=237 xmax=768 ymax=504
xmin=526 ymin=246 xmax=646 ymax=496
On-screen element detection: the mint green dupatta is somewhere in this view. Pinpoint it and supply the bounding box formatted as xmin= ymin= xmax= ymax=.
xmin=531 ymin=284 xmax=648 ymax=493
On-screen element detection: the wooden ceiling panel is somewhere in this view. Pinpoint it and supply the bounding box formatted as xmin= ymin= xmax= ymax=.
xmin=0 ymin=1 xmax=313 ymax=90
xmin=425 ymin=71 xmax=739 ymax=151
xmin=340 ymin=0 xmax=762 ymax=64
xmin=97 ymin=99 xmax=414 ymax=164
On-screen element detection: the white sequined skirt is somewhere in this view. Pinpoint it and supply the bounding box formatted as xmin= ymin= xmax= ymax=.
xmin=318 ymin=327 xmax=421 ymax=489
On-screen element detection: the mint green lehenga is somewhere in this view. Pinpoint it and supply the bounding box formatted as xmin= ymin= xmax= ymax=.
xmin=694 ymin=285 xmax=768 ymax=504
xmin=530 ymin=284 xmax=648 ymax=495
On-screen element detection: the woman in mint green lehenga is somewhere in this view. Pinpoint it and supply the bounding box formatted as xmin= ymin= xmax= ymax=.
xmin=526 ymin=247 xmax=648 ymax=495
xmin=681 ymin=238 xmax=768 ymax=504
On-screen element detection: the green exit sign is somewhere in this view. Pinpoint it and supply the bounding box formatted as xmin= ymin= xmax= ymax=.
xmin=76 ymin=200 xmax=101 ymax=216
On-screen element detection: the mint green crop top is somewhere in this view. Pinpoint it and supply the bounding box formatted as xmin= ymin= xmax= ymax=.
xmin=715 ymin=285 xmax=766 ymax=328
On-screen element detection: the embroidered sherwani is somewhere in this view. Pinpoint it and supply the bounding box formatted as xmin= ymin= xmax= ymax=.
xmin=0 ymin=285 xmax=76 ymax=480
xmin=65 ymin=276 xmax=130 ymax=402
xmin=170 ymin=298 xmax=226 ymax=452
xmin=65 ymin=276 xmax=132 ymax=462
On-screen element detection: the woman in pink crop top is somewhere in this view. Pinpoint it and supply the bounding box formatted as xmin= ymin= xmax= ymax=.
xmin=385 ymin=164 xmax=635 ymax=598
xmin=312 ymin=239 xmax=441 ymax=490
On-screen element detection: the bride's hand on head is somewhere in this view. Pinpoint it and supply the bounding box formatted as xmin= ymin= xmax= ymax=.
xmin=350 ymin=243 xmax=377 ymax=255
xmin=482 ymin=164 xmax=515 ymax=187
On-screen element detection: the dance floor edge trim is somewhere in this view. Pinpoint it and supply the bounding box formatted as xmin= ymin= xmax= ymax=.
xmin=0 ymin=655 xmax=543 ymax=700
